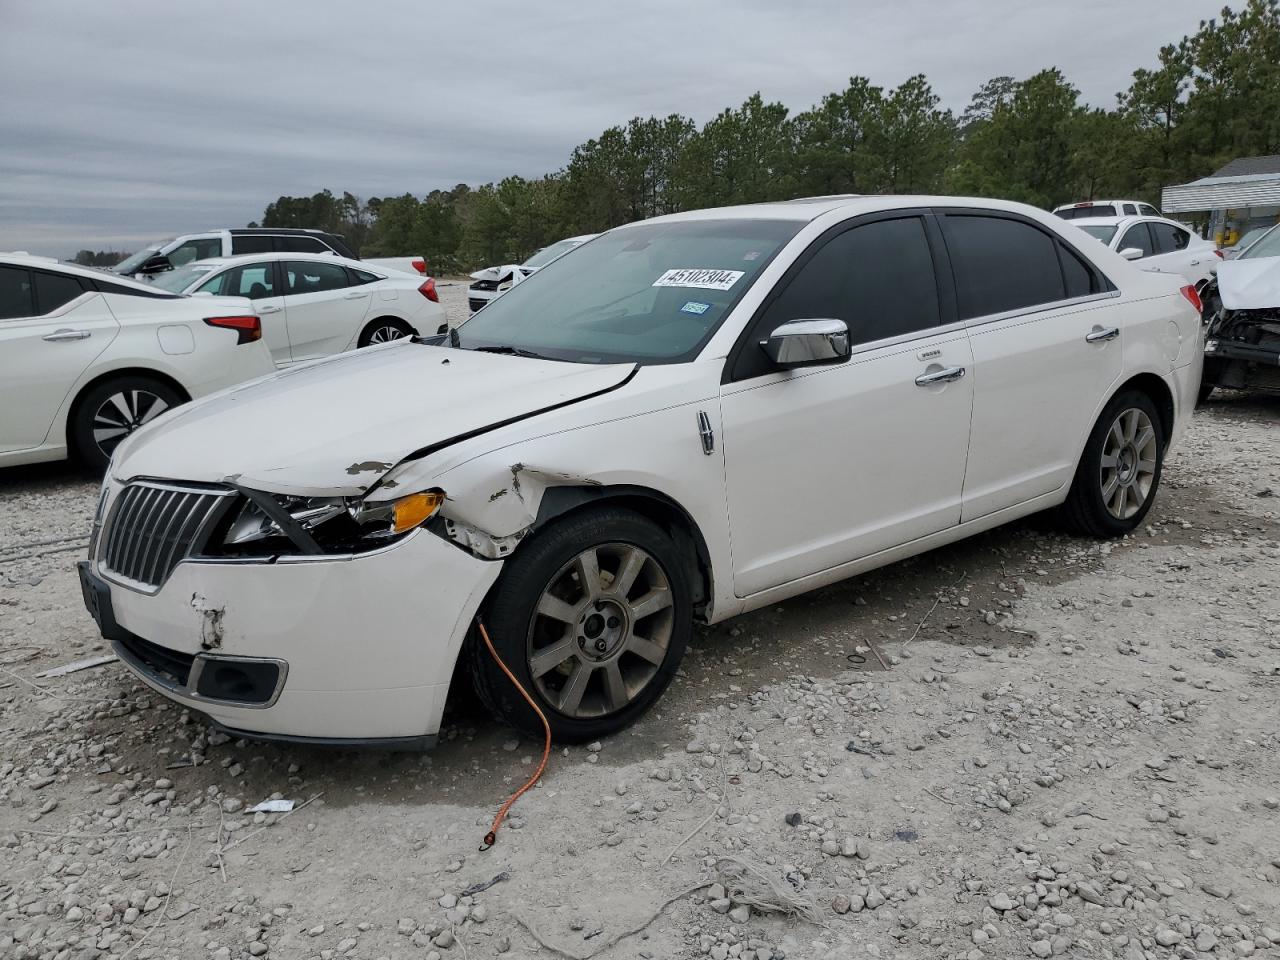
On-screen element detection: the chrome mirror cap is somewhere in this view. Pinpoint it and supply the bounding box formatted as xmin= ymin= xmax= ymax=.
xmin=759 ymin=318 xmax=851 ymax=369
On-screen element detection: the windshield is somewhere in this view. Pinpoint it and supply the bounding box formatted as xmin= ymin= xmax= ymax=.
xmin=149 ymin=262 xmax=218 ymax=293
xmin=1239 ymin=225 xmax=1280 ymax=259
xmin=1078 ymin=224 xmax=1118 ymax=244
xmin=113 ymin=243 xmax=164 ymax=274
xmin=521 ymin=239 xmax=584 ymax=270
xmin=454 ymin=218 xmax=801 ymax=364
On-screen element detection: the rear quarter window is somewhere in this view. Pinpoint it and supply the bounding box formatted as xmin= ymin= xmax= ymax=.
xmin=0 ymin=266 xmax=34 ymax=319
xmin=33 ymin=271 xmax=87 ymax=314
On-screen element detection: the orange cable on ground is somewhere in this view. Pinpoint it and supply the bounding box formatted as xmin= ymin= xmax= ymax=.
xmin=477 ymin=620 xmax=552 ymax=850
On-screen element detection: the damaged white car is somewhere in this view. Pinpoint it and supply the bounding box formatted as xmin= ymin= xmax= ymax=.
xmin=1199 ymin=223 xmax=1280 ymax=400
xmin=79 ymin=196 xmax=1202 ymax=747
xmin=467 ymin=235 xmax=596 ymax=313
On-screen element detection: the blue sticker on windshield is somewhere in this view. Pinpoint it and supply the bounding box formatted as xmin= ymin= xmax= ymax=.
xmin=681 ymin=301 xmax=710 ymax=315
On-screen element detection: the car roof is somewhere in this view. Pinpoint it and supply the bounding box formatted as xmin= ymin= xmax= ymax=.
xmin=0 ymin=252 xmax=165 ymax=292
xmin=638 ymin=194 xmax=1079 ymax=225
xmin=1054 ymin=199 xmax=1151 ymax=210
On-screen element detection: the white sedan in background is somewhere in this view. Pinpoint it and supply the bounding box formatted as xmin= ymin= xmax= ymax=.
xmin=0 ymin=252 xmax=273 ymax=471
xmin=151 ymin=253 xmax=446 ymax=367
xmin=1073 ymin=216 xmax=1219 ymax=289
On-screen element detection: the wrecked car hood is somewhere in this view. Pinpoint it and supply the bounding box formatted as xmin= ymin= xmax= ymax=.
xmin=1216 ymin=257 xmax=1280 ymax=310
xmin=111 ymin=343 xmax=635 ymax=496
xmin=469 ymin=264 xmax=520 ymax=283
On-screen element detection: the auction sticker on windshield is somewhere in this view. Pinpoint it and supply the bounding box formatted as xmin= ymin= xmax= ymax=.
xmin=653 ymin=268 xmax=745 ymax=291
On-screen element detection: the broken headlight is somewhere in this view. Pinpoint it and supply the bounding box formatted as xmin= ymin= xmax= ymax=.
xmin=211 ymin=490 xmax=445 ymax=558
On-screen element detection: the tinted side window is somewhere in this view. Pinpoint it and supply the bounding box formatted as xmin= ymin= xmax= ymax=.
xmin=1139 ymin=204 xmax=1160 ymax=217
xmin=231 ymin=235 xmax=274 ymax=255
xmin=285 ymin=261 xmax=351 ymax=294
xmin=273 ymin=235 xmax=327 ymax=253
xmin=351 ymin=268 xmax=379 ymax=284
xmin=736 ymin=217 xmax=940 ymax=380
xmin=943 ymin=215 xmax=1065 ymax=319
xmin=0 ymin=266 xmax=34 ymax=319
xmin=1150 ymin=222 xmax=1189 ymax=253
xmin=1059 ymin=243 xmax=1101 ymax=298
xmin=34 ymin=271 xmax=87 ymax=314
xmin=1122 ymin=204 xmax=1137 ymax=215
xmin=1119 ymin=223 xmax=1154 ymax=258
xmin=168 ymin=237 xmax=223 ymax=267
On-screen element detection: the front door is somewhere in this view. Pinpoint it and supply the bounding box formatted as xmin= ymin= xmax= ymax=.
xmin=719 ymin=214 xmax=974 ymax=597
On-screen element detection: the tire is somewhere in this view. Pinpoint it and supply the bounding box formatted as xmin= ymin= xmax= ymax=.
xmin=469 ymin=508 xmax=692 ymax=742
xmin=1197 ymin=381 xmax=1215 ymax=406
xmin=357 ymin=317 xmax=413 ymax=347
xmin=1058 ymin=389 xmax=1164 ymax=538
xmin=70 ymin=375 xmax=184 ymax=473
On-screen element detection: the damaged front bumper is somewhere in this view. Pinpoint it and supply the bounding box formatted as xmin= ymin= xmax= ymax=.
xmin=80 ymin=479 xmax=502 ymax=743
xmin=1202 ymin=305 xmax=1280 ymax=396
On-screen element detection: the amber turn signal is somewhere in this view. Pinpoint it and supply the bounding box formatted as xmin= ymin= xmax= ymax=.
xmin=391 ymin=491 xmax=446 ymax=533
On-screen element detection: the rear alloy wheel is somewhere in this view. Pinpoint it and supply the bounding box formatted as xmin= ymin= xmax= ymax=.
xmin=470 ymin=508 xmax=692 ymax=742
xmin=1059 ymin=389 xmax=1164 ymax=538
xmin=71 ymin=375 xmax=184 ymax=473
xmin=358 ymin=318 xmax=412 ymax=347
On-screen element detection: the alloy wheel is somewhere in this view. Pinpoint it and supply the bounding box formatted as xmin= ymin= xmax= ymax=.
xmin=368 ymin=325 xmax=408 ymax=344
xmin=1099 ymin=407 xmax=1157 ymax=520
xmin=526 ymin=542 xmax=675 ymax=719
xmin=92 ymin=390 xmax=169 ymax=459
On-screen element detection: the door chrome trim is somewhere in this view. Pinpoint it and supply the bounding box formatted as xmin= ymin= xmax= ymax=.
xmin=696 ymin=410 xmax=714 ymax=455
xmin=1085 ymin=326 xmax=1120 ymax=343
xmin=915 ymin=366 xmax=966 ymax=386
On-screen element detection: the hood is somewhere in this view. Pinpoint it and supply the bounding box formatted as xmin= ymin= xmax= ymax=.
xmin=469 ymin=264 xmax=521 ymax=283
xmin=112 ymin=342 xmax=635 ymax=496
xmin=1217 ymin=257 xmax=1280 ymax=311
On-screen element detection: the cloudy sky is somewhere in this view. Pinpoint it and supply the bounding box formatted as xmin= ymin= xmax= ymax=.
xmin=1 ymin=0 xmax=1215 ymax=257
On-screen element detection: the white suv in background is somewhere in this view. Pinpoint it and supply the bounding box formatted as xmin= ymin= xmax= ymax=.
xmin=1073 ymin=216 xmax=1219 ymax=289
xmin=149 ymin=253 xmax=447 ymax=367
xmin=81 ymin=196 xmax=1202 ymax=747
xmin=0 ymin=253 xmax=273 ymax=471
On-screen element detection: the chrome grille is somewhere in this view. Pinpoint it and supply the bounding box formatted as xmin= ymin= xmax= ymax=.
xmin=100 ymin=481 xmax=234 ymax=590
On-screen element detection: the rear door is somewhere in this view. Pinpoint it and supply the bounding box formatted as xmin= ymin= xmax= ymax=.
xmin=281 ymin=260 xmax=369 ymax=361
xmin=0 ymin=266 xmax=118 ymax=453
xmin=195 ymin=262 xmax=289 ymax=364
xmin=938 ymin=211 xmax=1124 ymax=520
xmin=1148 ymin=220 xmax=1210 ymax=284
xmin=719 ymin=212 xmax=974 ymax=596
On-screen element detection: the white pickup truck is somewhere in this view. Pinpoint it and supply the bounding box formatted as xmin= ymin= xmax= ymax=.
xmin=113 ymin=228 xmax=426 ymax=280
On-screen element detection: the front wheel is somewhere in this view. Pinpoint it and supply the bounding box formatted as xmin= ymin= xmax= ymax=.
xmin=469 ymin=508 xmax=692 ymax=742
xmin=71 ymin=375 xmax=184 ymax=473
xmin=1058 ymin=390 xmax=1164 ymax=538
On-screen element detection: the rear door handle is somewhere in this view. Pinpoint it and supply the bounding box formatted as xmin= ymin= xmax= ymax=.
xmin=42 ymin=328 xmax=91 ymax=342
xmin=343 ymin=291 xmax=369 ymax=300
xmin=915 ymin=366 xmax=965 ymax=386
xmin=1086 ymin=327 xmax=1120 ymax=343
xmin=258 ymin=305 xmax=281 ymax=314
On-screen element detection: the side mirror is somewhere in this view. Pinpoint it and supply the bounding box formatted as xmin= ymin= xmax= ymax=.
xmin=759 ymin=318 xmax=850 ymax=369
xmin=139 ymin=254 xmax=173 ymax=274
xmin=1118 ymin=247 xmax=1144 ymax=261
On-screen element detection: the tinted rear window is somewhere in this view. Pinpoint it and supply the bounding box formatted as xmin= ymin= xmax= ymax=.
xmin=34 ymin=271 xmax=87 ymax=314
xmin=1057 ymin=205 xmax=1117 ymax=220
xmin=0 ymin=266 xmax=34 ymax=319
xmin=231 ymin=235 xmax=274 ymax=255
xmin=943 ymin=215 xmax=1066 ymax=319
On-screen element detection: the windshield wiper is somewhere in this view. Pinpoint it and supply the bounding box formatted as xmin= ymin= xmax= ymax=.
xmin=470 ymin=344 xmax=556 ymax=361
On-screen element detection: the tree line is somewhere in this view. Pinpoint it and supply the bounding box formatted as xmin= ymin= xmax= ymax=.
xmin=256 ymin=0 xmax=1280 ymax=274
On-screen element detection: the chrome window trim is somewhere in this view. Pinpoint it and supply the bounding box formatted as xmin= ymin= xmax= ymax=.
xmin=960 ymin=289 xmax=1122 ymax=331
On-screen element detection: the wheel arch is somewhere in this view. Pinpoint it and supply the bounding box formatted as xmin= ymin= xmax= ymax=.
xmin=359 ymin=315 xmax=418 ymax=344
xmin=64 ymin=367 xmax=192 ymax=452
xmin=1112 ymin=371 xmax=1175 ymax=443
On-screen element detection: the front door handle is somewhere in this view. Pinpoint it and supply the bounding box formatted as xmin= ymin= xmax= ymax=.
xmin=42 ymin=328 xmax=91 ymax=342
xmin=258 ymin=305 xmax=281 ymax=314
xmin=915 ymin=366 xmax=965 ymax=386
xmin=1086 ymin=327 xmax=1120 ymax=343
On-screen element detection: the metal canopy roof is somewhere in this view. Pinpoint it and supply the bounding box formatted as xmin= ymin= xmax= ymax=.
xmin=1163 ymin=155 xmax=1280 ymax=213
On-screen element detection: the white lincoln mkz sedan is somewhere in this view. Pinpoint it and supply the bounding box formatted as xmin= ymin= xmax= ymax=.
xmin=79 ymin=196 xmax=1204 ymax=747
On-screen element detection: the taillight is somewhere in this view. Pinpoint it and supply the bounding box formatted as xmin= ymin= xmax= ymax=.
xmin=411 ymin=258 xmax=427 ymax=275
xmin=1214 ymin=249 xmax=1224 ymax=259
xmin=418 ymin=278 xmax=438 ymax=303
xmin=204 ymin=315 xmax=262 ymax=345
xmin=1179 ymin=284 xmax=1202 ymax=314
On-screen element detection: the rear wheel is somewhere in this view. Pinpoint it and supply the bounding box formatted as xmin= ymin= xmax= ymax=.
xmin=357 ymin=317 xmax=412 ymax=347
xmin=71 ymin=375 xmax=184 ymax=472
xmin=469 ymin=508 xmax=692 ymax=742
xmin=1059 ymin=390 xmax=1164 ymax=538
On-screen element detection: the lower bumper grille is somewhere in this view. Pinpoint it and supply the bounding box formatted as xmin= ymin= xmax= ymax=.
xmin=115 ymin=632 xmax=195 ymax=688
xmin=100 ymin=481 xmax=235 ymax=590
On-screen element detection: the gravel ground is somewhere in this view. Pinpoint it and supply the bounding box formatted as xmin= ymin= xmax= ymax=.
xmin=1 ymin=322 xmax=1278 ymax=960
